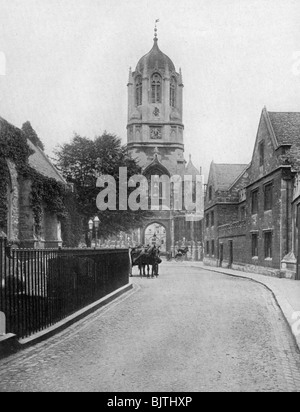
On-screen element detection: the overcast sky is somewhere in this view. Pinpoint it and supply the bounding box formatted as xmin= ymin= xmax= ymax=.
xmin=0 ymin=0 xmax=300 ymax=178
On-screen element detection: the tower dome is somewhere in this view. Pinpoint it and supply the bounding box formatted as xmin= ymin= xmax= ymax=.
xmin=127 ymin=28 xmax=184 ymax=167
xmin=136 ymin=38 xmax=175 ymax=73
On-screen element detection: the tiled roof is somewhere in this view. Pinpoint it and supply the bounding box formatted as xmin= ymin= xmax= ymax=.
xmin=0 ymin=117 xmax=66 ymax=184
xmin=213 ymin=163 xmax=248 ymax=190
xmin=268 ymin=112 xmax=300 ymax=145
xmin=27 ymin=139 xmax=66 ymax=184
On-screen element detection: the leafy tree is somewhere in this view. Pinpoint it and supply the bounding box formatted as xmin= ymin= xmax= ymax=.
xmin=55 ymin=132 xmax=152 ymax=244
xmin=22 ymin=121 xmax=45 ymax=151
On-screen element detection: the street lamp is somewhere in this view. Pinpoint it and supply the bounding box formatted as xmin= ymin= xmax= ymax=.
xmin=94 ymin=216 xmax=100 ymax=248
xmin=88 ymin=216 xmax=100 ymax=248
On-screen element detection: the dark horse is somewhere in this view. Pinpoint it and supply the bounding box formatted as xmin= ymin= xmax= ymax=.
xmin=175 ymin=246 xmax=189 ymax=261
xmin=130 ymin=246 xmax=162 ymax=277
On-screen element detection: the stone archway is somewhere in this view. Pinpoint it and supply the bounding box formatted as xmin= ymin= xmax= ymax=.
xmin=144 ymin=222 xmax=167 ymax=253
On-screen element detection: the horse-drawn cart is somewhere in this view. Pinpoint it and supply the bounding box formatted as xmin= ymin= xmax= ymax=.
xmin=130 ymin=246 xmax=162 ymax=277
xmin=175 ymin=247 xmax=189 ymax=262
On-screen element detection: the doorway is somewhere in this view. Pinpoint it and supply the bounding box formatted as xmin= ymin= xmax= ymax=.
xmin=219 ymin=243 xmax=224 ymax=267
xmin=144 ymin=223 xmax=167 ymax=253
xmin=229 ymin=240 xmax=233 ymax=268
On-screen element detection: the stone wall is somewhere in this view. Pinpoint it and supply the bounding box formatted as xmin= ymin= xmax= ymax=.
xmin=245 ymin=169 xmax=292 ymax=270
xmin=248 ymin=114 xmax=281 ymax=183
xmin=42 ymin=210 xmax=63 ymax=248
xmin=18 ymin=178 xmax=37 ymax=248
xmin=218 ymin=220 xmax=247 ymax=267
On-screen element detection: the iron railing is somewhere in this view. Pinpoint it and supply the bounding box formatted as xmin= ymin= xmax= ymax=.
xmin=0 ymin=237 xmax=130 ymax=339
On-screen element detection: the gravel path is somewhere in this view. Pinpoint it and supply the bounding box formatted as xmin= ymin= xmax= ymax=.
xmin=0 ymin=264 xmax=299 ymax=392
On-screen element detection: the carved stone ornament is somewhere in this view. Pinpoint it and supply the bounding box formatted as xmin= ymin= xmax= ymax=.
xmin=136 ymin=127 xmax=141 ymax=139
xmin=153 ymin=107 xmax=160 ymax=117
xmin=171 ymin=127 xmax=176 ymax=139
xmin=130 ymin=108 xmax=142 ymax=120
xmin=170 ymin=108 xmax=181 ymax=121
xmin=150 ymin=127 xmax=162 ymax=139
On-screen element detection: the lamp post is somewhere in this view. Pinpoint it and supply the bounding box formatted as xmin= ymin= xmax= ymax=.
xmin=88 ymin=216 xmax=100 ymax=248
xmin=88 ymin=219 xmax=93 ymax=248
xmin=94 ymin=216 xmax=100 ymax=248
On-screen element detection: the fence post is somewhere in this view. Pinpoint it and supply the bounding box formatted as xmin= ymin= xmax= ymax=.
xmin=0 ymin=310 xmax=18 ymax=357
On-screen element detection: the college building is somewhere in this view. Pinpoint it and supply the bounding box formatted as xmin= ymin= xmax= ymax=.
xmin=204 ymin=107 xmax=300 ymax=280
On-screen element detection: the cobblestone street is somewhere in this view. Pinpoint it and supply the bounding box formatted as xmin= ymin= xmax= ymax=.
xmin=0 ymin=264 xmax=300 ymax=392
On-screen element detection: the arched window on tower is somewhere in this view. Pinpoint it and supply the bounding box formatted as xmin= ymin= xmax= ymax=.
xmin=151 ymin=73 xmax=162 ymax=103
xmin=135 ymin=76 xmax=142 ymax=106
xmin=170 ymin=77 xmax=176 ymax=108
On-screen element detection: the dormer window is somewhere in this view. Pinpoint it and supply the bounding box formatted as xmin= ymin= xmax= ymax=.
xmin=170 ymin=77 xmax=176 ymax=107
xmin=135 ymin=76 xmax=142 ymax=106
xmin=151 ymin=73 xmax=162 ymax=103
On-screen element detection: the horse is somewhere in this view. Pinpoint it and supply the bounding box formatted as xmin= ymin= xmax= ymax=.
xmin=130 ymin=246 xmax=147 ymax=276
xmin=146 ymin=246 xmax=161 ymax=277
xmin=175 ymin=246 xmax=189 ymax=261
xmin=130 ymin=245 xmax=161 ymax=277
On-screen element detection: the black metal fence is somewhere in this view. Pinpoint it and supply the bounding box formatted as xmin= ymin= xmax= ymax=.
xmin=0 ymin=237 xmax=130 ymax=339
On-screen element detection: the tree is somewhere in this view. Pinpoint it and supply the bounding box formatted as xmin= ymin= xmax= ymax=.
xmin=22 ymin=121 xmax=45 ymax=151
xmin=55 ymin=132 xmax=152 ymax=244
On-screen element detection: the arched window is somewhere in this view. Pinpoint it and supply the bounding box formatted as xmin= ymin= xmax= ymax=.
xmin=135 ymin=76 xmax=142 ymax=106
xmin=151 ymin=73 xmax=162 ymax=103
xmin=170 ymin=77 xmax=176 ymax=107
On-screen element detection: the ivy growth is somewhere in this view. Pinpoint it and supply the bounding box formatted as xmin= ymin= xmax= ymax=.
xmin=0 ymin=158 xmax=9 ymax=231
xmin=0 ymin=118 xmax=67 ymax=235
xmin=30 ymin=173 xmax=67 ymax=233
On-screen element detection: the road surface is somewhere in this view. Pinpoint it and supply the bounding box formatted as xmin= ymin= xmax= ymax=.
xmin=0 ymin=264 xmax=299 ymax=392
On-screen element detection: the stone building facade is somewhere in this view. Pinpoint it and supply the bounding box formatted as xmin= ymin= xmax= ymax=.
xmin=204 ymin=107 xmax=300 ymax=279
xmin=126 ymin=31 xmax=203 ymax=254
xmin=204 ymin=162 xmax=248 ymax=267
xmin=0 ymin=117 xmax=67 ymax=248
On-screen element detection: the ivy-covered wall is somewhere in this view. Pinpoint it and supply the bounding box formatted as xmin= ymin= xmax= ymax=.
xmin=6 ymin=160 xmax=20 ymax=241
xmin=0 ymin=158 xmax=9 ymax=233
xmin=0 ymin=118 xmax=68 ymax=247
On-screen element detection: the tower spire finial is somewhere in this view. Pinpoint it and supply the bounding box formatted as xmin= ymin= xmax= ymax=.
xmin=154 ymin=19 xmax=159 ymax=41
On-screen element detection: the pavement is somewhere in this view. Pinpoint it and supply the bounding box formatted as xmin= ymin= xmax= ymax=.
xmin=181 ymin=262 xmax=300 ymax=351
xmin=0 ymin=263 xmax=299 ymax=392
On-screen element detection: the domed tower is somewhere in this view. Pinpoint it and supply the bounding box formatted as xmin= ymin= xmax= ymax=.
xmin=126 ymin=26 xmax=202 ymax=254
xmin=127 ymin=27 xmax=185 ymax=175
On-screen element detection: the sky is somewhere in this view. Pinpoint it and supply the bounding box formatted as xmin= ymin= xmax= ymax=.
xmin=0 ymin=0 xmax=300 ymax=179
